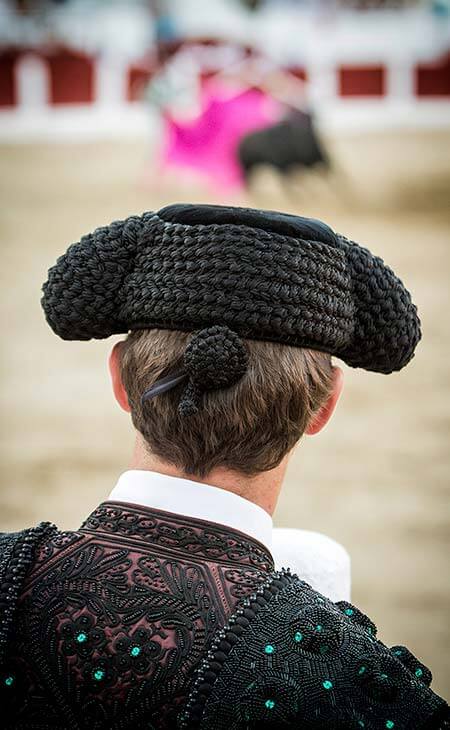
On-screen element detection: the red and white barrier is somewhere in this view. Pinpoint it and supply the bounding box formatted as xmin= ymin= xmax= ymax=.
xmin=0 ymin=44 xmax=449 ymax=140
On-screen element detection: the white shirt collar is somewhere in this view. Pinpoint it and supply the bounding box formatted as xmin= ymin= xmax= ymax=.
xmin=108 ymin=470 xmax=273 ymax=550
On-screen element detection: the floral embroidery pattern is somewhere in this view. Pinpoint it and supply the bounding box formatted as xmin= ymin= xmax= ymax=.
xmin=113 ymin=627 xmax=165 ymax=674
xmin=4 ymin=502 xmax=271 ymax=729
xmin=61 ymin=614 xmax=105 ymax=659
xmin=82 ymin=656 xmax=117 ymax=689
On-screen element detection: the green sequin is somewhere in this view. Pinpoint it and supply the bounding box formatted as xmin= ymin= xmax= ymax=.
xmin=394 ymin=649 xmax=403 ymax=656
xmin=319 ymin=644 xmax=329 ymax=655
xmin=322 ymin=680 xmax=333 ymax=690
xmin=130 ymin=646 xmax=141 ymax=657
xmin=93 ymin=668 xmax=105 ymax=681
xmin=358 ymin=665 xmax=366 ymax=675
xmin=386 ymin=722 xmax=394 ymax=729
xmin=415 ymin=667 xmax=423 ymax=678
xmin=265 ymin=699 xmax=276 ymax=710
xmin=76 ymin=632 xmax=87 ymax=643
xmin=294 ymin=631 xmax=303 ymax=643
xmin=4 ymin=676 xmax=14 ymax=687
xmin=380 ymin=673 xmax=388 ymax=680
xmin=264 ymin=644 xmax=275 ymax=655
xmin=358 ymin=722 xmax=365 ymax=728
xmin=344 ymin=608 xmax=354 ymax=616
xmin=315 ymin=624 xmax=323 ymax=632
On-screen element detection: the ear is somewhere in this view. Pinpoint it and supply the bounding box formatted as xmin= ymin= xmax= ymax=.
xmin=306 ymin=366 xmax=344 ymax=436
xmin=109 ymin=341 xmax=131 ymax=413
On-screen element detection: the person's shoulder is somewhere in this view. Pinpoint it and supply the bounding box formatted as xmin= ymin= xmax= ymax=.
xmin=181 ymin=570 xmax=449 ymax=730
xmin=0 ymin=523 xmax=60 ymax=660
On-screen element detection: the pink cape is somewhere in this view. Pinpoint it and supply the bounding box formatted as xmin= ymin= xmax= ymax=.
xmin=159 ymin=84 xmax=281 ymax=192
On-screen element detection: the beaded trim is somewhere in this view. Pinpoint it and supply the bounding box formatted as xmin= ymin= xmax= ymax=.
xmin=0 ymin=522 xmax=57 ymax=663
xmin=178 ymin=568 xmax=294 ymax=728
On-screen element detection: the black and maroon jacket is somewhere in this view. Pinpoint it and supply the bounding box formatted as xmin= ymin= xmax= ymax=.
xmin=0 ymin=503 xmax=448 ymax=729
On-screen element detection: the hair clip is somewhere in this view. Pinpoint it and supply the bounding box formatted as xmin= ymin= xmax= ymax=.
xmin=141 ymin=370 xmax=188 ymax=404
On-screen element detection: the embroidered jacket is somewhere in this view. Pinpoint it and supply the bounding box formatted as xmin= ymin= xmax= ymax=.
xmin=0 ymin=503 xmax=448 ymax=729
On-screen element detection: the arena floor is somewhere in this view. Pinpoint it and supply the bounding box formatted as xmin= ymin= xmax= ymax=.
xmin=0 ymin=131 xmax=449 ymax=698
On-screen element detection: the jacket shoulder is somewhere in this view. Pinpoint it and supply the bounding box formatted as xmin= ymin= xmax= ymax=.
xmin=0 ymin=523 xmax=58 ymax=662
xmin=181 ymin=570 xmax=449 ymax=729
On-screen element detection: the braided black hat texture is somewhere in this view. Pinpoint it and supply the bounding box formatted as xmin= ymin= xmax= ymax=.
xmin=42 ymin=203 xmax=421 ymax=380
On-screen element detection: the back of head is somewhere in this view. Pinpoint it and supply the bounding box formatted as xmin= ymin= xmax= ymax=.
xmin=120 ymin=329 xmax=334 ymax=478
xmin=41 ymin=202 xmax=421 ymax=480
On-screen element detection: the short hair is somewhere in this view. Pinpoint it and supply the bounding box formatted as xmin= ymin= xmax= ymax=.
xmin=119 ymin=329 xmax=334 ymax=478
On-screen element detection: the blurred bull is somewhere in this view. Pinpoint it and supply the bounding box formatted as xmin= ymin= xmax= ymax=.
xmin=238 ymin=110 xmax=329 ymax=183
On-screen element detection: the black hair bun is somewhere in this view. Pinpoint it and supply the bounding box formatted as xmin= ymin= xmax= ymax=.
xmin=178 ymin=326 xmax=248 ymax=417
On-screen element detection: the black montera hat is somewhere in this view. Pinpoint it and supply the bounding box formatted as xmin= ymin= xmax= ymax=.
xmin=42 ymin=203 xmax=421 ymax=415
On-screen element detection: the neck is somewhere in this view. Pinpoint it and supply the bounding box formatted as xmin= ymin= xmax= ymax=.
xmin=129 ymin=436 xmax=287 ymax=517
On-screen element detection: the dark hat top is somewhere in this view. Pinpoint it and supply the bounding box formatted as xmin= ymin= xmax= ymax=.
xmin=42 ymin=203 xmax=420 ymax=376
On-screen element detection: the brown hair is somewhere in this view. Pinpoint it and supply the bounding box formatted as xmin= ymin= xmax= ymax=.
xmin=119 ymin=329 xmax=334 ymax=478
